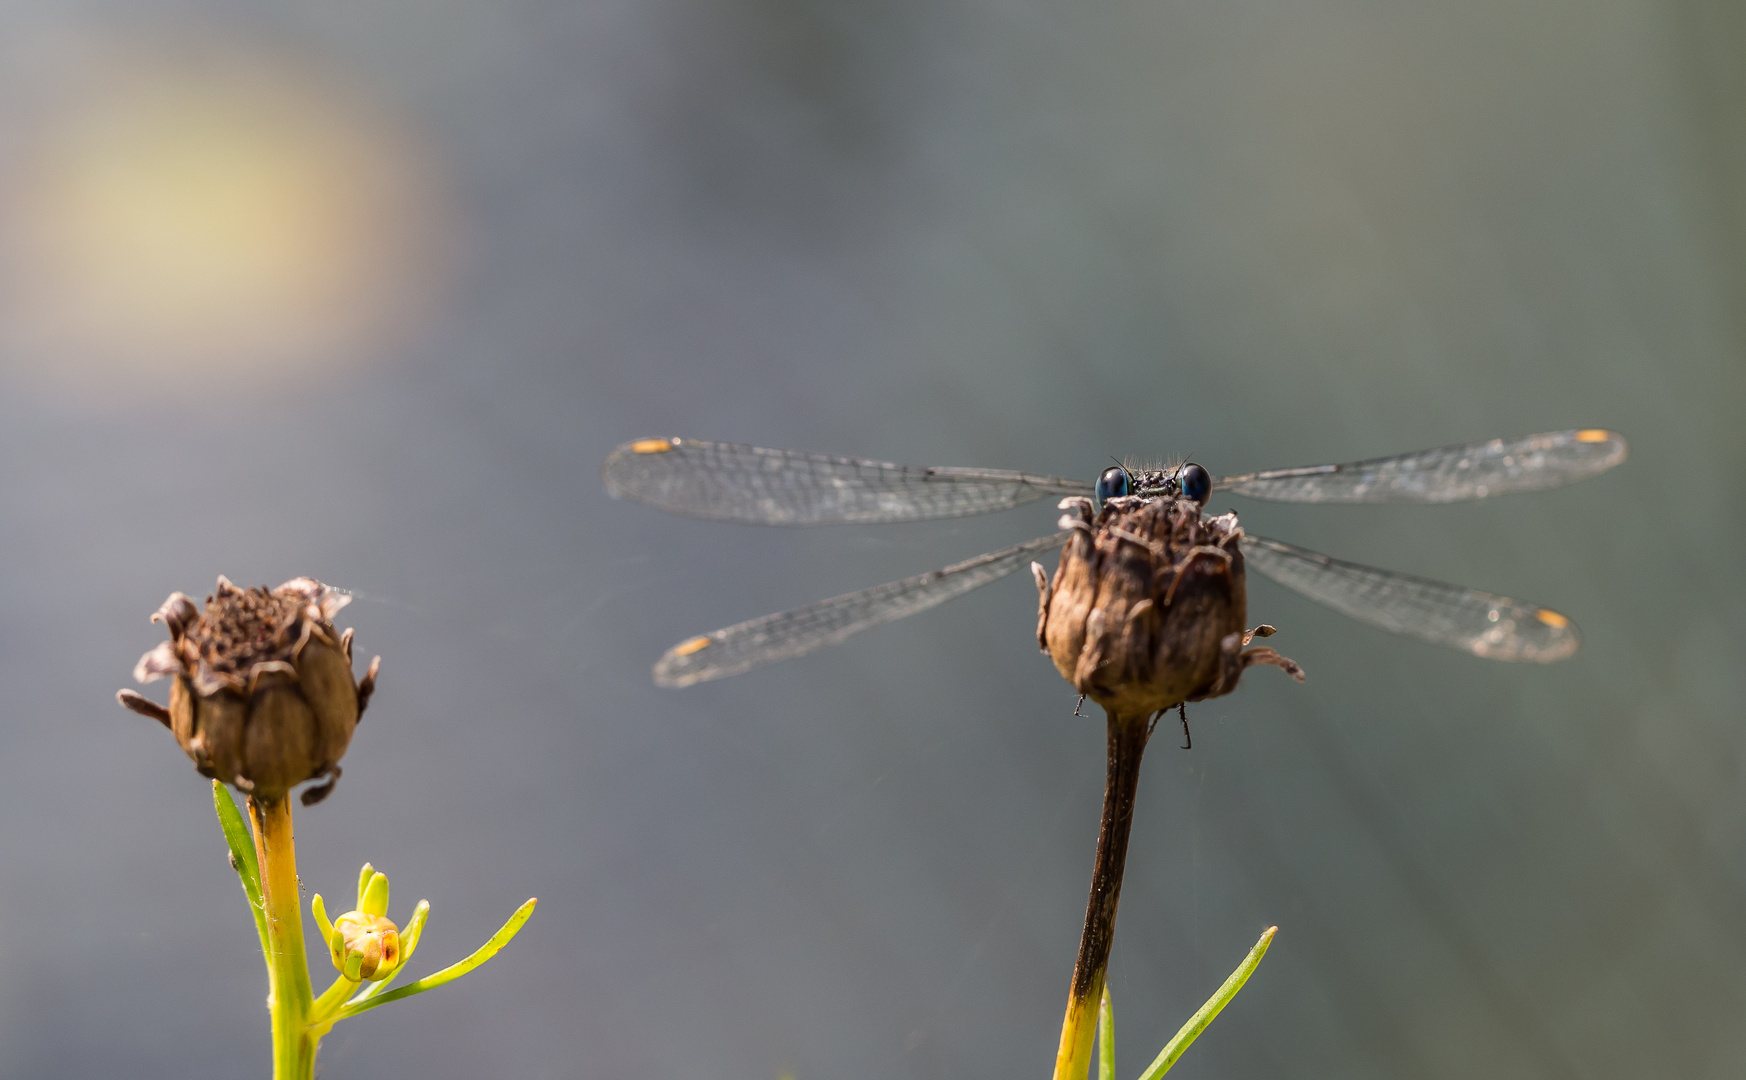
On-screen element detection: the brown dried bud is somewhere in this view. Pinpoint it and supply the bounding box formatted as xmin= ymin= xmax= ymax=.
xmin=1038 ymin=493 xmax=1302 ymax=718
xmin=118 ymin=576 xmax=381 ymax=804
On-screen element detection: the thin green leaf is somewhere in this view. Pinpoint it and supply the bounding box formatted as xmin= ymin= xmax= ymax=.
xmin=1136 ymin=926 xmax=1275 ymax=1080
xmin=211 ymin=781 xmax=269 ymax=963
xmin=1098 ymin=983 xmax=1115 ymax=1080
xmin=362 ymin=872 xmax=390 ymax=918
xmin=312 ymin=893 xmax=336 ymax=944
xmin=332 ymin=899 xmax=536 ymax=1022
xmin=401 ymin=900 xmax=432 ymax=961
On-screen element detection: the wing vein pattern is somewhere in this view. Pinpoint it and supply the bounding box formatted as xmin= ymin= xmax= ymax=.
xmin=1241 ymin=535 xmax=1580 ymax=662
xmin=1217 ymin=429 xmax=1627 ymax=503
xmin=604 ymin=438 xmax=1089 ymax=525
xmin=654 ymin=532 xmax=1069 ymax=687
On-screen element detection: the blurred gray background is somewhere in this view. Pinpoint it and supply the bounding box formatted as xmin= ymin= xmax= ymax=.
xmin=0 ymin=0 xmax=1742 ymax=1077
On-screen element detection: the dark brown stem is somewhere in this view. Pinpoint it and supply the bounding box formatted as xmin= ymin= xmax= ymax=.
xmin=1052 ymin=709 xmax=1152 ymax=1080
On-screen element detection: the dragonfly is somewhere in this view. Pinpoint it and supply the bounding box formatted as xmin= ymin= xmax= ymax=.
xmin=602 ymin=429 xmax=1627 ymax=687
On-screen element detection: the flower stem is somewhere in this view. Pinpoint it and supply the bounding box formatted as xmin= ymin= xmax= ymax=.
xmin=248 ymin=794 xmax=317 ymax=1080
xmin=1053 ymin=709 xmax=1151 ymax=1080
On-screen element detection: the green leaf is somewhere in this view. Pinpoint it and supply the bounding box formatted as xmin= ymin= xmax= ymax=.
xmin=1098 ymin=983 xmax=1115 ymax=1080
xmin=362 ymin=872 xmax=390 ymax=918
xmin=211 ymin=781 xmax=269 ymax=964
xmin=400 ymin=900 xmax=432 ymax=962
xmin=332 ymin=898 xmax=537 ymax=1023
xmin=312 ymin=893 xmax=336 ymax=945
xmin=1136 ymin=926 xmax=1275 ymax=1080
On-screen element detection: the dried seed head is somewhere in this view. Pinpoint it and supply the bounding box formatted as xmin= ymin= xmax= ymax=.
xmin=1039 ymin=494 xmax=1302 ymax=717
xmin=118 ymin=576 xmax=381 ymax=803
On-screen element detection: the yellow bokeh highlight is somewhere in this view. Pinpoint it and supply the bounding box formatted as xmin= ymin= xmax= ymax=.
xmin=1 ymin=48 xmax=449 ymax=391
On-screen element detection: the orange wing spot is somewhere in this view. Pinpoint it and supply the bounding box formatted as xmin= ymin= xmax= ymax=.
xmin=1575 ymin=429 xmax=1611 ymax=444
xmin=674 ymin=636 xmax=712 ymax=656
xmin=631 ymin=438 xmax=675 ymax=454
xmin=1535 ymin=609 xmax=1570 ymax=629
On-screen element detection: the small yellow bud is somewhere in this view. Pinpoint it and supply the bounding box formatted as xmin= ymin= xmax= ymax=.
xmin=329 ymin=910 xmax=402 ymax=982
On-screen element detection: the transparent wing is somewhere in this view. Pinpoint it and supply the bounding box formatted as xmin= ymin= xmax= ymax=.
xmin=653 ymin=532 xmax=1068 ymax=687
xmin=604 ymin=437 xmax=1089 ymax=525
xmin=1217 ymin=429 xmax=1627 ymax=503
xmin=1241 ymin=536 xmax=1579 ymax=662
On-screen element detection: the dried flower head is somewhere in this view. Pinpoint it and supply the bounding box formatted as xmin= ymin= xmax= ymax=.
xmin=117 ymin=576 xmax=380 ymax=805
xmin=1037 ymin=488 xmax=1303 ymax=718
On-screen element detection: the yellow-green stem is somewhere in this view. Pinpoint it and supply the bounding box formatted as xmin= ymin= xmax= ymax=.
xmin=1055 ymin=973 xmax=1105 ymax=1080
xmin=249 ymin=794 xmax=317 ymax=1080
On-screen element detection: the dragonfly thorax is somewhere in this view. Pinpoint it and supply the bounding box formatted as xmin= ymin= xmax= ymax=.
xmin=1129 ymin=470 xmax=1182 ymax=501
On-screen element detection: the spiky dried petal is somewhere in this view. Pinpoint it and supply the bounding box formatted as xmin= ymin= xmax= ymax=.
xmin=301 ymin=766 xmax=341 ymax=807
xmin=133 ymin=641 xmax=182 ymax=684
xmin=116 ymin=689 xmax=172 ymax=728
xmin=356 ymin=655 xmax=381 ymax=718
xmin=151 ymin=593 xmax=198 ymax=639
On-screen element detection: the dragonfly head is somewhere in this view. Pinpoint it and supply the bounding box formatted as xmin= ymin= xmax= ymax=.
xmin=1119 ymin=461 xmax=1210 ymax=506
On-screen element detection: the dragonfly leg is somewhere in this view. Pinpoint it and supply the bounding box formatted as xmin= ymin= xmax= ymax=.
xmin=1073 ymin=694 xmax=1089 ymax=718
xmin=1178 ymin=702 xmax=1192 ymax=750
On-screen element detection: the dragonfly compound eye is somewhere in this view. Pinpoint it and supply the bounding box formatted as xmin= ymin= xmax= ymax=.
xmin=1178 ymin=463 xmax=1211 ymax=504
xmin=1094 ymin=466 xmax=1131 ymax=510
